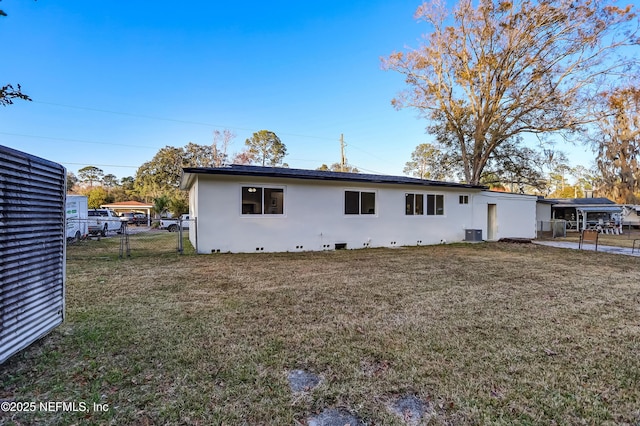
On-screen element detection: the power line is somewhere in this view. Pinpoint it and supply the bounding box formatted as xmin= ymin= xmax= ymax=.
xmin=31 ymin=100 xmax=395 ymax=161
xmin=9 ymin=102 xmax=402 ymax=172
xmin=60 ymin=162 xmax=139 ymax=170
xmin=0 ymin=131 xmax=159 ymax=150
xmin=32 ymin=100 xmax=336 ymax=142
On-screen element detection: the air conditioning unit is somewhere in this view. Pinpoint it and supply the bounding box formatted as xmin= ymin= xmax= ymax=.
xmin=464 ymin=229 xmax=483 ymax=242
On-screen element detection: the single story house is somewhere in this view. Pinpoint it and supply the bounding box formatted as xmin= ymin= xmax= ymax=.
xmin=539 ymin=197 xmax=622 ymax=231
xmin=179 ymin=165 xmax=537 ymax=254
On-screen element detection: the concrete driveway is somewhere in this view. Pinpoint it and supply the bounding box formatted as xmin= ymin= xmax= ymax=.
xmin=534 ymin=240 xmax=640 ymax=257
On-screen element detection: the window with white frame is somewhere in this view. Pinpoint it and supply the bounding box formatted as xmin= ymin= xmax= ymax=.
xmin=426 ymin=194 xmax=445 ymax=215
xmin=405 ymin=193 xmax=424 ymax=215
xmin=241 ymin=186 xmax=284 ymax=215
xmin=345 ymin=190 xmax=376 ymax=215
xmin=459 ymin=195 xmax=469 ymax=204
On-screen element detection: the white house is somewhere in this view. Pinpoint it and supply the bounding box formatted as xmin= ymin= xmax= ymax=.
xmin=180 ymin=165 xmax=537 ymax=254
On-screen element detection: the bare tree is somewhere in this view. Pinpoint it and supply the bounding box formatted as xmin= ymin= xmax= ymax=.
xmin=383 ymin=0 xmax=639 ymax=185
xmin=590 ymin=86 xmax=640 ymax=203
xmin=0 ymin=84 xmax=30 ymax=106
xmin=212 ymin=129 xmax=235 ymax=167
xmin=231 ymin=150 xmax=256 ymax=165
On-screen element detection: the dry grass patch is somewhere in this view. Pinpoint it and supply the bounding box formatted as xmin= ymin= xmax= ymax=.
xmin=1 ymin=237 xmax=639 ymax=425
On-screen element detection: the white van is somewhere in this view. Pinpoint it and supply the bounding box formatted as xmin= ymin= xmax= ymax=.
xmin=66 ymin=195 xmax=88 ymax=241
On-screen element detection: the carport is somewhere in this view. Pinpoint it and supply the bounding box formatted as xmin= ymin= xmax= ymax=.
xmin=576 ymin=206 xmax=623 ymax=232
xmin=100 ymin=201 xmax=153 ymax=226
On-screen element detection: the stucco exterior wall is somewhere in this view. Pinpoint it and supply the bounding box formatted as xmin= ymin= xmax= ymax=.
xmin=471 ymin=191 xmax=538 ymax=241
xmin=188 ymin=175 xmax=537 ymax=253
xmin=536 ymin=202 xmax=552 ymax=231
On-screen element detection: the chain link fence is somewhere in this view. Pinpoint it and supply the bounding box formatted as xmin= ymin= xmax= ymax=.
xmin=65 ymin=218 xmax=196 ymax=260
xmin=537 ymin=219 xmax=640 ymax=242
xmin=537 ymin=219 xmax=567 ymax=239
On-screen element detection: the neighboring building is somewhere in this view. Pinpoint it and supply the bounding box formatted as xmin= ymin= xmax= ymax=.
xmin=180 ymin=165 xmax=537 ymax=254
xmin=537 ymin=197 xmax=623 ymax=231
xmin=100 ymin=201 xmax=153 ymax=221
xmin=621 ymin=205 xmax=640 ymax=228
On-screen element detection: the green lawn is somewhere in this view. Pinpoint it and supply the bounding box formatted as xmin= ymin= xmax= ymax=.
xmin=1 ymin=236 xmax=639 ymax=425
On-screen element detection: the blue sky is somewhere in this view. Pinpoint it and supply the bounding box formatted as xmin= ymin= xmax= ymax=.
xmin=2 ymin=0 xmax=595 ymax=180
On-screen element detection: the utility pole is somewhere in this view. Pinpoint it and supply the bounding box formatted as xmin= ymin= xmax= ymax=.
xmin=340 ymin=134 xmax=346 ymax=172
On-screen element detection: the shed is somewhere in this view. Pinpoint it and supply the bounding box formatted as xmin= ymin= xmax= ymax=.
xmin=180 ymin=165 xmax=537 ymax=253
xmin=1 ymin=145 xmax=66 ymax=364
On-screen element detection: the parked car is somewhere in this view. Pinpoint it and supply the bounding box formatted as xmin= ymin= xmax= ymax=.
xmin=88 ymin=209 xmax=124 ymax=236
xmin=133 ymin=213 xmax=148 ymax=225
xmin=160 ymin=214 xmax=190 ymax=232
xmin=120 ymin=212 xmax=148 ymax=226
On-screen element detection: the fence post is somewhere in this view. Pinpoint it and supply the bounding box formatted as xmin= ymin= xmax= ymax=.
xmin=177 ymin=218 xmax=184 ymax=254
xmin=119 ymin=222 xmax=131 ymax=258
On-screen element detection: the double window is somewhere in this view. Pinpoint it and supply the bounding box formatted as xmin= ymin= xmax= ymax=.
xmin=459 ymin=195 xmax=469 ymax=204
xmin=242 ymin=186 xmax=284 ymax=215
xmin=345 ymin=190 xmax=376 ymax=215
xmin=405 ymin=193 xmax=424 ymax=215
xmin=406 ymin=193 xmax=444 ymax=216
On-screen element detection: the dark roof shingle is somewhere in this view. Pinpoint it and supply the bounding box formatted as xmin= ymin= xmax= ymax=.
xmin=182 ymin=165 xmax=485 ymax=190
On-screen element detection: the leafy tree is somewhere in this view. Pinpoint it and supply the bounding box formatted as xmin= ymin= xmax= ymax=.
xmin=135 ymin=143 xmax=218 ymax=200
xmin=86 ymin=187 xmax=112 ymax=209
xmin=316 ymin=163 xmax=359 ymax=173
xmin=383 ymin=0 xmax=638 ymax=185
xmin=589 ymin=86 xmax=640 ymax=203
xmin=483 ymin=144 xmax=545 ymax=192
xmin=66 ymin=172 xmax=78 ymax=192
xmin=403 ymin=143 xmax=449 ymax=180
xmin=152 ymin=195 xmax=171 ymax=218
xmin=102 ymin=174 xmax=119 ymax=189
xmin=78 ymin=166 xmax=104 ymax=188
xmin=183 ymin=142 xmax=214 ymax=168
xmin=135 ymin=146 xmax=189 ymax=200
xmin=169 ymin=196 xmax=189 ymax=216
xmin=120 ymin=176 xmax=135 ymax=191
xmin=244 ymin=130 xmax=287 ymax=167
xmin=479 ymin=172 xmax=507 ymax=191
xmin=1 ymin=4 xmax=31 ymax=106
xmin=571 ymin=165 xmax=597 ymax=196
xmin=109 ymin=187 xmax=130 ymax=203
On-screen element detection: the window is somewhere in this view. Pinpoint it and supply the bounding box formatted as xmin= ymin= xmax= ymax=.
xmin=242 ymin=186 xmax=284 ymax=215
xmin=405 ymin=193 xmax=424 ymax=215
xmin=426 ymin=194 xmax=444 ymax=215
xmin=345 ymin=190 xmax=376 ymax=215
xmin=459 ymin=195 xmax=469 ymax=204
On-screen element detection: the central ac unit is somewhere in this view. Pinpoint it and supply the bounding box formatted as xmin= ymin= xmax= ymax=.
xmin=464 ymin=229 xmax=483 ymax=242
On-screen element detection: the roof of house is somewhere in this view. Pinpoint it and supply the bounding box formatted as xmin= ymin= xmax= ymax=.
xmin=181 ymin=165 xmax=487 ymax=190
xmin=100 ymin=200 xmax=154 ymax=209
xmin=545 ymin=197 xmax=616 ymax=207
